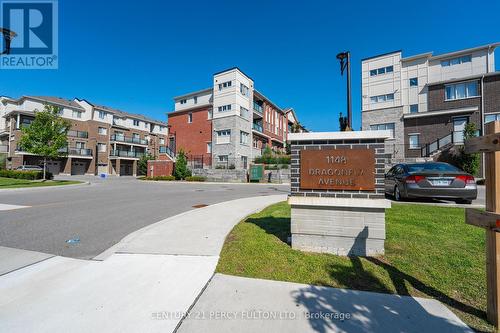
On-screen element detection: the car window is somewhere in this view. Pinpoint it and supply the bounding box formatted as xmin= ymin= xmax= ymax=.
xmin=407 ymin=163 xmax=460 ymax=172
xmin=386 ymin=166 xmax=395 ymax=176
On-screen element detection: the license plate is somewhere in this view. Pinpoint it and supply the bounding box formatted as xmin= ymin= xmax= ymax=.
xmin=431 ymin=179 xmax=451 ymax=186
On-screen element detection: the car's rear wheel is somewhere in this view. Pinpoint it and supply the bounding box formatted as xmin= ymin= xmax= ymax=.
xmin=394 ymin=186 xmax=402 ymax=201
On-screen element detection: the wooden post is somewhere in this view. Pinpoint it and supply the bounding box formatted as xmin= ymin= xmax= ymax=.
xmin=485 ymin=121 xmax=500 ymax=327
xmin=466 ymin=121 xmax=500 ymax=328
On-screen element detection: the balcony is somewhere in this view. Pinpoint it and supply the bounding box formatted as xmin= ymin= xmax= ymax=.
xmin=110 ymin=149 xmax=144 ymax=159
xmin=159 ymin=146 xmax=175 ymax=157
xmin=68 ymin=130 xmax=89 ymax=139
xmin=58 ymin=147 xmax=93 ymax=157
xmin=252 ymin=123 xmax=263 ymax=132
xmin=253 ymin=102 xmax=263 ymax=114
xmin=111 ymin=134 xmax=147 ymax=145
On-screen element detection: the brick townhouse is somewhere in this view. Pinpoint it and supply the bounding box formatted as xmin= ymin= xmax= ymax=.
xmin=0 ymin=96 xmax=171 ymax=176
xmin=361 ymin=43 xmax=500 ymax=175
xmin=168 ymin=67 xmax=304 ymax=169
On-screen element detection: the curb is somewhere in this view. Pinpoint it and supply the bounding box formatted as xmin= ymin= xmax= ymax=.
xmin=0 ymin=181 xmax=90 ymax=192
xmin=139 ymin=180 xmax=291 ymax=186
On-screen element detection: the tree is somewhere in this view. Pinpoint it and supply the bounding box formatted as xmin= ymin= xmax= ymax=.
xmin=173 ymin=149 xmax=191 ymax=180
xmin=138 ymin=153 xmax=154 ymax=176
xmin=455 ymin=123 xmax=480 ymax=175
xmin=339 ymin=112 xmax=351 ymax=131
xmin=19 ymin=104 xmax=71 ymax=179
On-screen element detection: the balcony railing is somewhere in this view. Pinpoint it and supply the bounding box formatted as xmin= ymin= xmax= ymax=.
xmin=253 ymin=102 xmax=263 ymax=114
xmin=68 ymin=130 xmax=89 ymax=139
xmin=58 ymin=147 xmax=93 ymax=156
xmin=111 ymin=134 xmax=147 ymax=145
xmin=252 ymin=123 xmax=263 ymax=132
xmin=159 ymin=146 xmax=175 ymax=157
xmin=110 ymin=149 xmax=144 ymax=158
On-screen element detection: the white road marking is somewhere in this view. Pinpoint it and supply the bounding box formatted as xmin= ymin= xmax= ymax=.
xmin=0 ymin=204 xmax=30 ymax=211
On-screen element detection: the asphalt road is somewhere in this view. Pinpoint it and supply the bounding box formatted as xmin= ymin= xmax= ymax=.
xmin=0 ymin=177 xmax=289 ymax=259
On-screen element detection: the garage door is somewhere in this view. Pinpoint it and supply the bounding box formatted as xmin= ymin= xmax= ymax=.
xmin=71 ymin=160 xmax=87 ymax=175
xmin=46 ymin=161 xmax=61 ymax=175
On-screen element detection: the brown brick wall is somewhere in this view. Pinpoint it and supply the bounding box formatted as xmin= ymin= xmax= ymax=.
xmin=147 ymin=160 xmax=174 ymax=177
xmin=427 ymin=81 xmax=481 ymax=112
xmin=484 ymin=74 xmax=500 ymax=115
xmin=168 ymin=107 xmax=212 ymax=162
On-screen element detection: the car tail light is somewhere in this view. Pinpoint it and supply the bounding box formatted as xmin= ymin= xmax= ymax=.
xmin=406 ymin=175 xmax=425 ymax=184
xmin=456 ymin=175 xmax=475 ymax=185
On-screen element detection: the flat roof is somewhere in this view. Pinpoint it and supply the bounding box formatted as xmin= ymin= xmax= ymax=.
xmin=361 ymin=50 xmax=402 ymax=62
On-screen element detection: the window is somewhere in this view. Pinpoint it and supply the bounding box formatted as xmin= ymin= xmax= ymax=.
xmin=218 ymin=155 xmax=228 ymax=162
xmin=253 ymin=138 xmax=258 ymax=148
xmin=216 ymin=130 xmax=231 ymax=144
xmin=445 ymin=81 xmax=479 ymax=100
xmin=409 ymin=134 xmax=420 ymax=149
xmin=160 ymin=138 xmax=165 ymax=144
xmin=98 ymin=111 xmax=105 ymax=120
xmin=207 ymin=109 xmax=213 ymax=119
xmin=207 ymin=142 xmax=212 ymax=153
xmin=133 ymin=119 xmax=140 ymax=126
xmin=370 ymin=123 xmax=395 ymax=138
xmin=410 ymin=104 xmax=419 ymax=113
xmin=241 ymin=156 xmax=248 ymax=169
xmin=217 ymin=104 xmax=232 ymax=112
xmin=188 ymin=113 xmax=193 ymax=123
xmin=409 ymin=78 xmax=418 ymax=87
xmin=72 ymin=110 xmax=82 ymax=118
xmin=370 ymin=93 xmax=395 ymax=103
xmin=98 ymin=127 xmax=107 ymax=135
xmin=240 ymin=131 xmax=250 ymax=145
xmin=441 ymin=54 xmax=472 ymax=67
xmin=240 ymin=83 xmax=249 ymax=96
xmin=240 ymin=106 xmax=249 ymax=118
xmin=98 ymin=143 xmax=107 ymax=152
xmin=486 ymin=114 xmax=500 ymax=124
xmin=180 ymin=99 xmax=187 ymax=104
xmin=132 ymin=133 xmax=140 ymax=140
xmin=75 ymin=141 xmax=85 ymax=149
xmin=193 ymin=96 xmax=198 ymax=104
xmin=370 ymin=65 xmax=393 ymax=77
xmin=218 ymin=81 xmax=232 ymax=90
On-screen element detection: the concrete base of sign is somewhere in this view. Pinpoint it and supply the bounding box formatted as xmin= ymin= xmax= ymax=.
xmin=289 ymin=191 xmax=391 ymax=256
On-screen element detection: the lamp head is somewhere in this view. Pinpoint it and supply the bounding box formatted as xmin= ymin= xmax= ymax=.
xmin=336 ymin=52 xmax=348 ymax=61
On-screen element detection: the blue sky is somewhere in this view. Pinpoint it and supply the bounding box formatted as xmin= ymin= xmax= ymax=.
xmin=1 ymin=0 xmax=500 ymax=131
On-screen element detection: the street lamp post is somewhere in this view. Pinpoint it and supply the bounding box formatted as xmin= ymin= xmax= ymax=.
xmin=336 ymin=51 xmax=352 ymax=130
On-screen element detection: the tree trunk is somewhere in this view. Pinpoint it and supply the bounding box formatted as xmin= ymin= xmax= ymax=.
xmin=43 ymin=157 xmax=47 ymax=180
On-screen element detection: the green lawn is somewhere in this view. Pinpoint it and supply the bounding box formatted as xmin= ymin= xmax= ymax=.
xmin=0 ymin=177 xmax=82 ymax=189
xmin=216 ymin=202 xmax=490 ymax=332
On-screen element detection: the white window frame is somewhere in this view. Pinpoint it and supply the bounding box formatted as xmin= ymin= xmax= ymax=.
xmin=485 ymin=113 xmax=500 ymax=124
xmin=408 ymin=134 xmax=420 ymax=149
xmin=98 ymin=127 xmax=107 ymax=135
xmin=240 ymin=106 xmax=249 ymax=118
xmin=217 ymin=104 xmax=232 ymax=112
xmin=409 ymin=77 xmax=418 ymax=87
xmin=216 ymin=130 xmax=231 ymax=144
xmin=370 ymin=93 xmax=395 ymax=103
xmin=72 ymin=110 xmax=82 ymax=119
xmin=133 ymin=119 xmax=140 ymax=126
xmin=218 ymin=155 xmax=228 ymax=162
xmin=97 ymin=143 xmax=107 ymax=152
xmin=240 ymin=83 xmax=249 ymax=96
xmin=370 ymin=123 xmax=395 ymax=139
xmin=180 ymin=99 xmax=187 ymax=104
xmin=410 ymin=104 xmax=418 ymax=113
xmin=240 ymin=131 xmax=250 ymax=145
xmin=370 ymin=65 xmax=394 ymax=77
xmin=441 ymin=54 xmax=472 ymax=67
xmin=98 ymin=111 xmax=105 ymax=120
xmin=445 ymin=81 xmax=479 ymax=101
xmin=218 ymin=81 xmax=232 ymax=91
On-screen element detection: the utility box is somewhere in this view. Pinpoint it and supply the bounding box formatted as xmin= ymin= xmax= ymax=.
xmin=249 ymin=164 xmax=264 ymax=182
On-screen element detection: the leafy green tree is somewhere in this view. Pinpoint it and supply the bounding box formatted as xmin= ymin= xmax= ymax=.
xmin=138 ymin=153 xmax=154 ymax=176
xmin=456 ymin=123 xmax=480 ymax=175
xmin=173 ymin=149 xmax=191 ymax=180
xmin=19 ymin=104 xmax=71 ymax=179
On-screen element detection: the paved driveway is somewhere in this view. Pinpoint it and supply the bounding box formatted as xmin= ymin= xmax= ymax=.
xmin=0 ymin=177 xmax=289 ymax=259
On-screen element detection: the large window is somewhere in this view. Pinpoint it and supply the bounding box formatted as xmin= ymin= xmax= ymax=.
xmin=240 ymin=131 xmax=250 ymax=145
xmin=441 ymin=55 xmax=472 ymax=67
xmin=486 ymin=113 xmax=500 ymax=124
xmin=370 ymin=123 xmax=395 ymax=138
xmin=98 ymin=127 xmax=107 ymax=135
xmin=180 ymin=99 xmax=187 ymax=104
xmin=369 ymin=65 xmax=394 ymax=77
xmin=98 ymin=111 xmax=105 ymax=120
xmin=240 ymin=83 xmax=249 ymax=96
xmin=72 ymin=110 xmax=82 ymax=119
xmin=409 ymin=134 xmax=420 ymax=149
xmin=216 ymin=130 xmax=231 ymax=144
xmin=218 ymin=104 xmax=232 ymax=112
xmin=218 ymin=81 xmax=232 ymax=90
xmin=370 ymin=93 xmax=395 ymax=103
xmin=445 ymin=81 xmax=479 ymax=100
xmin=410 ymin=104 xmax=419 ymax=113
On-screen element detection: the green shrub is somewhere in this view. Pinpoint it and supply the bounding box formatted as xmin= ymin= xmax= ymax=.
xmin=174 ymin=149 xmax=192 ymax=180
xmin=185 ymin=176 xmax=206 ymax=182
xmin=143 ymin=175 xmax=175 ymax=181
xmin=0 ymin=169 xmax=53 ymax=180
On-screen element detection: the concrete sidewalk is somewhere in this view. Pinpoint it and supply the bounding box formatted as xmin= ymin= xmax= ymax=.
xmin=0 ymin=195 xmax=286 ymax=333
xmin=178 ymin=274 xmax=473 ymax=333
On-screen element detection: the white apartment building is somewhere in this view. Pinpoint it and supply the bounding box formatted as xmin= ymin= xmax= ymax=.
xmin=361 ymin=43 xmax=498 ymax=161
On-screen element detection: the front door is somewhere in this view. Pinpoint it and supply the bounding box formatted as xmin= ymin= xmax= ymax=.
xmin=453 ymin=117 xmax=468 ymax=143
